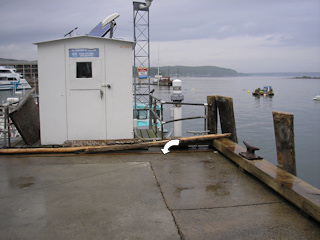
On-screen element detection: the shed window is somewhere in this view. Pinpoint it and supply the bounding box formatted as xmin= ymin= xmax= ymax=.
xmin=77 ymin=62 xmax=92 ymax=78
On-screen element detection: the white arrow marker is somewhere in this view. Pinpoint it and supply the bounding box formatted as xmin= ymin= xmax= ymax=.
xmin=161 ymin=139 xmax=180 ymax=154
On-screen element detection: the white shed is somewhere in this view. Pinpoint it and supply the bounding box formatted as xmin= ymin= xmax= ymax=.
xmin=35 ymin=36 xmax=134 ymax=145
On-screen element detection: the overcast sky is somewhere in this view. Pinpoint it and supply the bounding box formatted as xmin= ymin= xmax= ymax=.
xmin=1 ymin=0 xmax=319 ymax=73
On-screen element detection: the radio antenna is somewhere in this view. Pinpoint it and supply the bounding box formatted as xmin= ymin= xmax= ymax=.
xmin=64 ymin=27 xmax=78 ymax=37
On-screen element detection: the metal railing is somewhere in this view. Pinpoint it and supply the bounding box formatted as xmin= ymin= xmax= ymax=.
xmin=149 ymin=94 xmax=208 ymax=139
xmin=0 ymin=100 xmax=20 ymax=148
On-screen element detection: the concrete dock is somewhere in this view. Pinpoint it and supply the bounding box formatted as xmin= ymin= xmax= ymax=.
xmin=0 ymin=148 xmax=319 ymax=239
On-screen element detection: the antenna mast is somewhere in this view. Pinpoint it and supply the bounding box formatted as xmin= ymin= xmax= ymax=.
xmin=133 ymin=1 xmax=153 ymax=128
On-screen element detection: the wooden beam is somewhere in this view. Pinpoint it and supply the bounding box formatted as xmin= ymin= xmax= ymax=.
xmin=9 ymin=89 xmax=40 ymax=145
xmin=213 ymin=138 xmax=320 ymax=222
xmin=272 ymin=111 xmax=296 ymax=175
xmin=85 ymin=133 xmax=231 ymax=154
xmin=215 ymin=96 xmax=238 ymax=143
xmin=206 ymin=95 xmax=218 ymax=134
xmin=0 ymin=133 xmax=231 ymax=155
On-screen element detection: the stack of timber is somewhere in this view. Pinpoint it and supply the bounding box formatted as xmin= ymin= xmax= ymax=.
xmin=0 ymin=133 xmax=230 ymax=155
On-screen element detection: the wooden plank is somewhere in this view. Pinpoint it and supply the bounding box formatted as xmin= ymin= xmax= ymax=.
xmin=0 ymin=133 xmax=231 ymax=155
xmin=140 ymin=129 xmax=150 ymax=139
xmin=9 ymin=89 xmax=40 ymax=145
xmin=213 ymin=138 xmax=320 ymax=222
xmin=152 ymin=126 xmax=162 ymax=139
xmin=134 ymin=129 xmax=142 ymax=138
xmin=272 ymin=111 xmax=296 ymax=175
xmin=146 ymin=129 xmax=157 ymax=138
xmin=63 ymin=139 xmax=141 ymax=147
xmin=215 ymin=96 xmax=238 ymax=143
xmin=85 ymin=133 xmax=231 ymax=153
xmin=206 ymin=95 xmax=218 ymax=134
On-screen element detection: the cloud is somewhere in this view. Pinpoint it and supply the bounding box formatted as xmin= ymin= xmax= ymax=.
xmin=151 ymin=35 xmax=320 ymax=72
xmin=0 ymin=0 xmax=319 ymax=72
xmin=0 ymin=43 xmax=37 ymax=60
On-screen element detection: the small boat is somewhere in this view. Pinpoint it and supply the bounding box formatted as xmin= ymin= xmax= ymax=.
xmin=133 ymin=102 xmax=169 ymax=135
xmin=0 ymin=66 xmax=31 ymax=91
xmin=313 ymin=94 xmax=320 ymax=101
xmin=134 ymin=102 xmax=162 ymax=129
xmin=158 ymin=76 xmax=172 ymax=86
xmin=153 ymin=66 xmax=163 ymax=83
xmin=252 ymin=86 xmax=274 ymax=96
xmin=153 ymin=73 xmax=163 ymax=83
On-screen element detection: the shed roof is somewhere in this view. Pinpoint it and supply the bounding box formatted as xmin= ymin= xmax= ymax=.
xmin=34 ymin=35 xmax=134 ymax=45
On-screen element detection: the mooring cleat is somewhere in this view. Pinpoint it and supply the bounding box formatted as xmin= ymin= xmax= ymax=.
xmin=239 ymin=141 xmax=263 ymax=160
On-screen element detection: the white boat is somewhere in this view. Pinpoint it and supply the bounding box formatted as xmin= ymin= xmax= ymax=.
xmin=153 ymin=73 xmax=162 ymax=83
xmin=0 ymin=66 xmax=31 ymax=91
xmin=153 ymin=66 xmax=162 ymax=83
xmin=313 ymin=94 xmax=320 ymax=101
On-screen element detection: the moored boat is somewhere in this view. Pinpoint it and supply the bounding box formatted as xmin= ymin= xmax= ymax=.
xmin=134 ymin=102 xmax=162 ymax=129
xmin=158 ymin=76 xmax=172 ymax=86
xmin=313 ymin=94 xmax=320 ymax=101
xmin=0 ymin=66 xmax=31 ymax=91
xmin=252 ymin=86 xmax=274 ymax=96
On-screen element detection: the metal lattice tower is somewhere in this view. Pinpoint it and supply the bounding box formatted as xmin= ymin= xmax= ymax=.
xmin=133 ymin=1 xmax=151 ymax=119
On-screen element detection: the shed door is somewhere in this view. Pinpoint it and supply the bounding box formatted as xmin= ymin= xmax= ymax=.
xmin=66 ymin=46 xmax=107 ymax=140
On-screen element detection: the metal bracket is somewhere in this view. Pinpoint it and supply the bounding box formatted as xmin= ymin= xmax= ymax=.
xmin=239 ymin=141 xmax=263 ymax=160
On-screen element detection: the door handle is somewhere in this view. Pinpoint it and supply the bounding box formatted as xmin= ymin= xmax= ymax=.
xmin=101 ymin=83 xmax=111 ymax=89
xmin=100 ymin=90 xmax=104 ymax=100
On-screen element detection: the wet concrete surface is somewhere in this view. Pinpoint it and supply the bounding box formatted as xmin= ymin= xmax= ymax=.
xmin=0 ymin=148 xmax=319 ymax=239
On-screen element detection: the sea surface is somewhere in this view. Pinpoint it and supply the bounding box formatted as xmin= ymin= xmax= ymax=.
xmin=153 ymin=76 xmax=320 ymax=189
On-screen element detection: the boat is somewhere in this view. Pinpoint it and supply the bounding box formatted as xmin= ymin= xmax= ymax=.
xmin=153 ymin=73 xmax=162 ymax=83
xmin=134 ymin=102 xmax=162 ymax=129
xmin=133 ymin=102 xmax=169 ymax=134
xmin=153 ymin=66 xmax=163 ymax=83
xmin=252 ymin=86 xmax=274 ymax=96
xmin=313 ymin=94 xmax=320 ymax=101
xmin=158 ymin=76 xmax=172 ymax=86
xmin=0 ymin=66 xmax=31 ymax=91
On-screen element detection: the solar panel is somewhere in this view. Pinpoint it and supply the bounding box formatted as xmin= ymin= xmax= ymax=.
xmin=88 ymin=22 xmax=112 ymax=37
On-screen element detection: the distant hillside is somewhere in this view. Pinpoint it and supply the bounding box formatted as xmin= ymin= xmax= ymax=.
xmin=0 ymin=58 xmax=37 ymax=63
xmin=149 ymin=65 xmax=245 ymax=78
xmin=1 ymin=57 xmax=243 ymax=78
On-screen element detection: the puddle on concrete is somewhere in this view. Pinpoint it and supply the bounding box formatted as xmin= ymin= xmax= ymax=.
xmin=200 ymin=160 xmax=212 ymax=164
xmin=200 ymin=159 xmax=215 ymax=169
xmin=9 ymin=176 xmax=34 ymax=189
xmin=206 ymin=183 xmax=230 ymax=196
xmin=174 ymin=187 xmax=194 ymax=197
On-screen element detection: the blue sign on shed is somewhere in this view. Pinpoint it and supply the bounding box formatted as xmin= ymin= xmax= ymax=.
xmin=69 ymin=48 xmax=99 ymax=58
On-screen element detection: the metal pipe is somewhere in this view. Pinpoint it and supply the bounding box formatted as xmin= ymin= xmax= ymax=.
xmin=204 ymin=103 xmax=208 ymax=133
xmin=161 ymin=102 xmax=164 ymax=139
xmin=163 ymin=116 xmax=204 ymax=124
xmin=149 ymin=94 xmax=152 ymax=129
xmin=7 ymin=106 xmax=11 ymax=147
xmin=149 ymin=109 xmax=161 ymax=121
xmin=162 ymin=101 xmax=206 ymax=106
xmin=150 ymin=95 xmax=162 ymax=102
xmin=153 ymin=97 xmax=157 ymax=133
xmin=3 ymin=105 xmax=7 ymax=148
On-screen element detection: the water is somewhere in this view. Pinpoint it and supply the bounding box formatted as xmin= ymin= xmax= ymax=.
xmin=153 ymin=76 xmax=320 ymax=189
